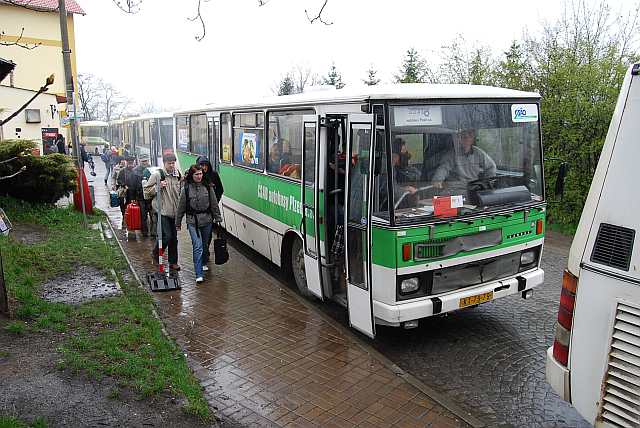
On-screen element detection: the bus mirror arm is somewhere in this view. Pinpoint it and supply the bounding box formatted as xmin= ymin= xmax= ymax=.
xmin=555 ymin=162 xmax=569 ymax=198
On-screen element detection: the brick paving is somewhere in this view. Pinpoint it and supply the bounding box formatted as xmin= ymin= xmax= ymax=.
xmin=370 ymin=234 xmax=589 ymax=427
xmin=88 ymin=161 xmax=469 ymax=428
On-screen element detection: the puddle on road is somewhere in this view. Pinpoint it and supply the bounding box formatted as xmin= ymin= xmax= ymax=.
xmin=40 ymin=266 xmax=122 ymax=305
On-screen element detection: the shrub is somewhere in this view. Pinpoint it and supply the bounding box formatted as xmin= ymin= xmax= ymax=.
xmin=0 ymin=140 xmax=77 ymax=203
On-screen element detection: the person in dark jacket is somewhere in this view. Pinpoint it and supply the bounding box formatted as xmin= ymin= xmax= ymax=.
xmin=133 ymin=154 xmax=152 ymax=236
xmin=195 ymin=155 xmax=224 ymax=266
xmin=176 ymin=164 xmax=223 ymax=283
xmin=56 ymin=134 xmax=66 ymax=154
xmin=116 ymin=156 xmax=140 ymax=222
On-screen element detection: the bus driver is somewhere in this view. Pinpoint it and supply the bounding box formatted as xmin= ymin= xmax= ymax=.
xmin=431 ymin=129 xmax=496 ymax=191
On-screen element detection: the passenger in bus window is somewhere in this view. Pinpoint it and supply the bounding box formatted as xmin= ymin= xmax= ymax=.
xmin=392 ymin=138 xmax=418 ymax=208
xmin=431 ymin=129 xmax=496 ymax=192
xmin=268 ymin=142 xmax=283 ymax=173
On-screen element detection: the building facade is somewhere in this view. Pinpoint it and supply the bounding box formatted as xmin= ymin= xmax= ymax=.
xmin=0 ymin=0 xmax=84 ymax=150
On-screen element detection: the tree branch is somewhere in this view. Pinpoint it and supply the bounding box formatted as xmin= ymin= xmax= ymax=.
xmin=0 ymin=27 xmax=40 ymax=49
xmin=0 ymin=166 xmax=26 ymax=182
xmin=110 ymin=0 xmax=141 ymax=14
xmin=187 ymin=0 xmax=209 ymax=42
xmin=305 ymin=0 xmax=332 ymax=25
xmin=0 ymin=78 xmax=53 ymax=126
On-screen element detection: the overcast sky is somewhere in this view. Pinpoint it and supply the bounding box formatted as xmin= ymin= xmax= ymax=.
xmin=74 ymin=0 xmax=636 ymax=112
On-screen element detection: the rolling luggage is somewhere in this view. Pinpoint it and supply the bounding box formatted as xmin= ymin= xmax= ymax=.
xmin=125 ymin=201 xmax=142 ymax=231
xmin=109 ymin=191 xmax=120 ymax=208
xmin=213 ymin=229 xmax=229 ymax=265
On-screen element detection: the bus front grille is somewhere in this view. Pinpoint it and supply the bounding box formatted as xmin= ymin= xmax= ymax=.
xmin=599 ymin=302 xmax=640 ymax=428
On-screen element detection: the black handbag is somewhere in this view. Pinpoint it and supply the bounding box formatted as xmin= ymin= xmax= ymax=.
xmin=213 ymin=229 xmax=229 ymax=265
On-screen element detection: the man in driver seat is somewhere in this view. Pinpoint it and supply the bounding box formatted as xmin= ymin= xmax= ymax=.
xmin=431 ymin=129 xmax=496 ymax=191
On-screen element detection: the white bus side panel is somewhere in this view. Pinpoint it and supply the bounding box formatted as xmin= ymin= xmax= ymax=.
xmin=569 ymin=268 xmax=627 ymax=424
xmin=570 ymin=69 xmax=640 ymax=424
xmin=568 ymin=70 xmax=636 ymax=275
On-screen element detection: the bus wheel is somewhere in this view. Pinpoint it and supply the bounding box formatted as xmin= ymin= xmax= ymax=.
xmin=291 ymin=238 xmax=311 ymax=297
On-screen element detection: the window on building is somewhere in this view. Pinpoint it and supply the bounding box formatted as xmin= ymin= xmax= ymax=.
xmin=25 ymin=109 xmax=40 ymax=123
xmin=190 ymin=114 xmax=208 ymax=155
xmin=221 ymin=113 xmax=231 ymax=163
xmin=176 ymin=115 xmax=189 ymax=152
xmin=267 ymin=110 xmax=313 ymax=180
xmin=233 ymin=112 xmax=264 ymax=170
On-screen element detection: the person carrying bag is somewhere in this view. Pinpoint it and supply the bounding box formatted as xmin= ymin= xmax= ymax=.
xmin=175 ymin=164 xmax=223 ymax=284
xmin=213 ymin=228 xmax=229 ymax=265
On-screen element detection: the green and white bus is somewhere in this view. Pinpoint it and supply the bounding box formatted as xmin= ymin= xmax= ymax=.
xmin=174 ymin=84 xmax=546 ymax=338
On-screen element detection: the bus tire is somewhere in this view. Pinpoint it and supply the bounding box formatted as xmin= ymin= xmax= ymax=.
xmin=291 ymin=238 xmax=311 ymax=297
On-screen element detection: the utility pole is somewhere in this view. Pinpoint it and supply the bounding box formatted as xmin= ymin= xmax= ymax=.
xmin=58 ymin=0 xmax=87 ymax=227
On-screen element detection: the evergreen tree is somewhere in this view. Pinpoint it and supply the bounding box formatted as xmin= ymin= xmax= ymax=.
xmin=394 ymin=48 xmax=431 ymax=83
xmin=277 ymin=74 xmax=296 ymax=96
xmin=495 ymin=41 xmax=531 ymax=90
xmin=363 ymin=65 xmax=381 ymax=85
xmin=322 ymin=63 xmax=345 ymax=89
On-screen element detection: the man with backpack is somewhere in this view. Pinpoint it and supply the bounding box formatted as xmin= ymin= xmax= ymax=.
xmin=143 ymin=153 xmax=182 ymax=271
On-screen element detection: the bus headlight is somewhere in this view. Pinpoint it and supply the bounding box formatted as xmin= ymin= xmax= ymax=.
xmin=520 ymin=250 xmax=537 ymax=267
xmin=400 ymin=277 xmax=420 ymax=294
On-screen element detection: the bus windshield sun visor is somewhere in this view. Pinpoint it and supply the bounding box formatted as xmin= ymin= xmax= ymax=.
xmin=473 ymin=185 xmax=532 ymax=207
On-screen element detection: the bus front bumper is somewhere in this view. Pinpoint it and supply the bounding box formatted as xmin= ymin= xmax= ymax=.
xmin=373 ymin=267 xmax=544 ymax=325
xmin=545 ymin=346 xmax=571 ymax=402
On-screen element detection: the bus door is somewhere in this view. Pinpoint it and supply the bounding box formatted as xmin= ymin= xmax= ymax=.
xmin=345 ymin=114 xmax=375 ymax=338
xmin=150 ymin=119 xmax=160 ymax=166
xmin=301 ymin=115 xmax=324 ymax=299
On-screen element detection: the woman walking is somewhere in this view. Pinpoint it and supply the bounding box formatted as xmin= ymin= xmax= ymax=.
xmin=176 ymin=164 xmax=223 ymax=283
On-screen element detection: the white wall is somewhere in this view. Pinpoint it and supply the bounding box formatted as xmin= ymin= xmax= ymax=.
xmin=0 ymin=86 xmax=62 ymax=153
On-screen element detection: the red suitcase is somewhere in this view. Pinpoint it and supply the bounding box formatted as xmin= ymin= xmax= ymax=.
xmin=125 ymin=201 xmax=142 ymax=231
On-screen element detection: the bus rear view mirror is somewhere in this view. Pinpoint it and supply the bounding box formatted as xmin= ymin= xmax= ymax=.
xmin=555 ymin=162 xmax=568 ymax=198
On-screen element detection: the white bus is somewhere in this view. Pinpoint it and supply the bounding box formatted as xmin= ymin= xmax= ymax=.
xmin=174 ymin=84 xmax=547 ymax=338
xmin=78 ymin=120 xmax=109 ymax=155
xmin=546 ymin=63 xmax=640 ymax=427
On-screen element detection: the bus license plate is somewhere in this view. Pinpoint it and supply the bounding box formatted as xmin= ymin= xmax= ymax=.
xmin=459 ymin=291 xmax=493 ymax=308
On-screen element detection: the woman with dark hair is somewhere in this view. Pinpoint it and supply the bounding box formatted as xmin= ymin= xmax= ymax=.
xmin=176 ymin=164 xmax=223 ymax=283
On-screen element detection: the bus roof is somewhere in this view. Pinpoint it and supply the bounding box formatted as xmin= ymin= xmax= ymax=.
xmin=79 ymin=120 xmax=109 ymax=127
xmin=122 ymin=112 xmax=173 ymax=122
xmin=183 ymin=84 xmax=540 ymax=113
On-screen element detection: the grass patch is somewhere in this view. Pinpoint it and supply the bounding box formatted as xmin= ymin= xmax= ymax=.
xmin=0 ymin=196 xmax=211 ymax=421
xmin=0 ymin=416 xmax=47 ymax=428
xmin=4 ymin=321 xmax=26 ymax=334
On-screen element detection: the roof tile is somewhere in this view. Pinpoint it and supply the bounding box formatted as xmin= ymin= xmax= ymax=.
xmin=1 ymin=0 xmax=85 ymax=15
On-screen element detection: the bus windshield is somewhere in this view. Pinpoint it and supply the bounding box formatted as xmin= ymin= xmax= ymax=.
xmin=81 ymin=126 xmax=108 ymax=139
xmin=389 ymin=103 xmax=543 ymax=221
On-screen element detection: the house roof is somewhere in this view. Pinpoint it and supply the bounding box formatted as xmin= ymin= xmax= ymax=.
xmin=1 ymin=0 xmax=85 ymax=15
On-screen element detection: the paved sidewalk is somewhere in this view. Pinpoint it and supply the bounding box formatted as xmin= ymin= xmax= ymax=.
xmin=90 ymin=164 xmax=468 ymax=428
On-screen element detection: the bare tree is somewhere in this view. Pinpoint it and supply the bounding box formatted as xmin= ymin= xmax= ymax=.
xmin=77 ymin=73 xmax=102 ymax=121
xmin=99 ymin=82 xmax=130 ymax=122
xmin=292 ymin=65 xmax=319 ymax=93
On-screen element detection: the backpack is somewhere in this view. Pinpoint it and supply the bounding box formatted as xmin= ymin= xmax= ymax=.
xmin=184 ymin=183 xmax=211 ymax=217
xmin=144 ymin=169 xmax=182 ymax=201
xmin=100 ymin=151 xmax=110 ymax=163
